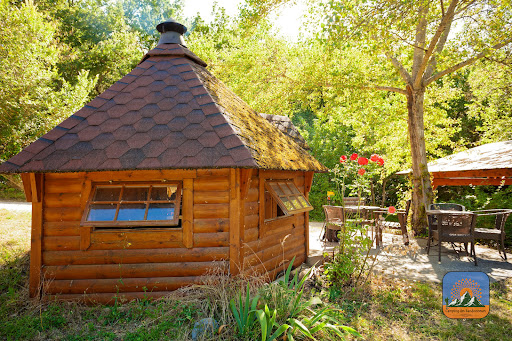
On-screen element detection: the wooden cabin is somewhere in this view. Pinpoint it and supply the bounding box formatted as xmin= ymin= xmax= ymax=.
xmin=0 ymin=19 xmax=326 ymax=303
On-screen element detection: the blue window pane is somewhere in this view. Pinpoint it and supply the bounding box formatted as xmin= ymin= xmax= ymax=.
xmin=147 ymin=203 xmax=175 ymax=221
xmin=117 ymin=204 xmax=146 ymax=221
xmin=87 ymin=204 xmax=116 ymax=221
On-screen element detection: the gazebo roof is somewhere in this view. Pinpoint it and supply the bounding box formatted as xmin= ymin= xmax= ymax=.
xmin=398 ymin=140 xmax=512 ymax=187
xmin=0 ymin=36 xmax=326 ymax=174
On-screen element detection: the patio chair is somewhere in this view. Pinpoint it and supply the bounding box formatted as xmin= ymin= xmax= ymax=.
xmin=427 ymin=211 xmax=477 ymax=265
xmin=321 ymin=205 xmax=343 ymax=242
xmin=427 ymin=202 xmax=466 ymax=231
xmin=474 ymin=209 xmax=511 ymax=260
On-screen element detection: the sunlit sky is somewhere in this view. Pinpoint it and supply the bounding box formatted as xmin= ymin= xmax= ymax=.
xmin=182 ymin=0 xmax=307 ymax=40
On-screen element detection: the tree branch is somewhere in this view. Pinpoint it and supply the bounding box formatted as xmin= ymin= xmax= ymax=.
xmin=411 ymin=3 xmax=429 ymax=81
xmin=363 ymin=85 xmax=407 ymax=95
xmin=413 ymin=0 xmax=459 ymax=88
xmin=424 ymin=16 xmax=453 ymax=80
xmin=385 ymin=52 xmax=412 ymax=84
xmin=425 ymin=38 xmax=512 ymax=86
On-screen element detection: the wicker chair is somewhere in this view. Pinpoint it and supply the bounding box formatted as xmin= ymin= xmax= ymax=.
xmin=321 ymin=205 xmax=343 ymax=242
xmin=427 ymin=211 xmax=477 ymax=265
xmin=428 ymin=203 xmax=466 ymax=231
xmin=474 ymin=209 xmax=511 ymax=260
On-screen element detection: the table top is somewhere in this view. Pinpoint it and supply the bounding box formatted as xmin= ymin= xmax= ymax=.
xmin=341 ymin=205 xmax=381 ymax=210
xmin=426 ymin=209 xmax=474 ymax=215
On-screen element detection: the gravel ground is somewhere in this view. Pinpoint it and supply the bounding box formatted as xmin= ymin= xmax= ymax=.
xmin=0 ymin=200 xmax=31 ymax=212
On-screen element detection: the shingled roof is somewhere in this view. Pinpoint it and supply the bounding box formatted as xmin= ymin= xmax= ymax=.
xmin=0 ymin=21 xmax=326 ymax=174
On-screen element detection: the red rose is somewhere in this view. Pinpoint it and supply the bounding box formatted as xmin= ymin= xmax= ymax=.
xmin=358 ymin=168 xmax=366 ymax=175
xmin=388 ymin=206 xmax=396 ymax=214
xmin=377 ymin=157 xmax=384 ymax=166
xmin=340 ymin=155 xmax=347 ymax=163
xmin=358 ymin=157 xmax=369 ymax=165
xmin=350 ymin=153 xmax=358 ymax=161
xmin=370 ymin=154 xmax=379 ymax=162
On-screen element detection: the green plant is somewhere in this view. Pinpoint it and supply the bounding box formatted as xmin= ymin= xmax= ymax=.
xmin=254 ymin=304 xmax=290 ymax=341
xmin=230 ymin=282 xmax=259 ymax=336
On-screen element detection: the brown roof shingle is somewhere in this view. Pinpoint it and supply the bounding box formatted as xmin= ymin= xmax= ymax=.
xmin=0 ymin=44 xmax=326 ymax=173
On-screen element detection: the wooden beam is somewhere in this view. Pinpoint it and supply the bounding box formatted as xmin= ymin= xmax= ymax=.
xmin=29 ymin=173 xmax=44 ymax=298
xmin=182 ymin=178 xmax=194 ymax=249
xmin=433 ymin=178 xmax=512 ymax=187
xmin=304 ymin=172 xmax=314 ymax=193
xmin=229 ymin=169 xmax=241 ymax=275
xmin=432 ymin=169 xmax=512 ymax=178
xmin=80 ymin=226 xmax=92 ymax=251
xmin=240 ymin=169 xmax=253 ymax=200
xmin=21 ymin=173 xmax=32 ymax=202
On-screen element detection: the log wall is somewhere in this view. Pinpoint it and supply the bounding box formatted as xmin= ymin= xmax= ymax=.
xmin=28 ymin=168 xmax=311 ymax=303
xmin=242 ymin=170 xmax=307 ymax=280
xmin=39 ymin=169 xmax=230 ymax=303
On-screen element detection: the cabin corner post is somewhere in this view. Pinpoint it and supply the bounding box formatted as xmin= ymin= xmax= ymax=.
xmin=29 ymin=173 xmax=44 ymax=298
xmin=304 ymin=172 xmax=314 ymax=259
xmin=229 ymin=169 xmax=241 ymax=275
xmin=183 ymin=178 xmax=194 ymax=248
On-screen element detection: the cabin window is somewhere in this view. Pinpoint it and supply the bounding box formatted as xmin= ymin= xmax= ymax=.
xmin=264 ymin=180 xmax=313 ymax=219
xmin=81 ymin=182 xmax=182 ymax=227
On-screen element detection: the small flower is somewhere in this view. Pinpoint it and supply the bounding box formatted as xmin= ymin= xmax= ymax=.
xmin=358 ymin=157 xmax=369 ymax=165
xmin=340 ymin=155 xmax=347 ymax=163
xmin=377 ymin=157 xmax=384 ymax=166
xmin=388 ymin=206 xmax=396 ymax=214
xmin=370 ymin=154 xmax=379 ymax=162
xmin=358 ymin=168 xmax=366 ymax=175
xmin=350 ymin=153 xmax=358 ymax=161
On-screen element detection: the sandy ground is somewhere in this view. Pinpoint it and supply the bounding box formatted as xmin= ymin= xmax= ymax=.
xmin=308 ymin=221 xmax=512 ymax=283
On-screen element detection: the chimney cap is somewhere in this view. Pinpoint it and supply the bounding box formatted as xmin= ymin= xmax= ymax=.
xmin=156 ymin=18 xmax=187 ymax=35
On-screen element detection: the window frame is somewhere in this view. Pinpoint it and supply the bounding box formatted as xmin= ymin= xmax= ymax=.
xmin=80 ymin=181 xmax=183 ymax=228
xmin=264 ymin=179 xmax=313 ymax=217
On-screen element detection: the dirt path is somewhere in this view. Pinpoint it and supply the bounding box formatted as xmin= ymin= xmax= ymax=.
xmin=0 ymin=200 xmax=31 ymax=212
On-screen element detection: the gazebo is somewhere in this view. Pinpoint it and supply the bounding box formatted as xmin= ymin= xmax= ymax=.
xmin=398 ymin=140 xmax=512 ymax=189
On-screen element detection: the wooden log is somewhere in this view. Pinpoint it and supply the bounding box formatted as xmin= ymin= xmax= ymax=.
xmin=247 ymin=245 xmax=305 ymax=278
xmin=43 ymin=291 xmax=179 ymax=305
xmin=244 ymin=201 xmax=258 ymax=216
xmin=193 ymin=191 xmax=229 ymax=204
xmin=44 ymin=193 xmax=81 ymax=208
xmin=244 ymin=233 xmax=304 ymax=261
xmin=88 ymin=239 xmax=183 ymax=250
xmin=229 ymin=169 xmax=241 ymax=275
xmin=193 ymin=203 xmax=229 ymax=219
xmin=45 ymin=276 xmax=201 ymax=295
xmin=43 ymin=236 xmax=81 ymax=251
xmin=196 ymin=168 xmax=230 ymax=177
xmin=261 ymin=215 xmax=296 ymax=237
xmin=264 ymin=252 xmax=305 ymax=281
xmin=182 ymin=178 xmax=193 ymax=248
xmin=193 ymin=232 xmax=229 ymax=247
xmin=244 ymin=214 xmax=259 ymax=230
xmin=84 ymin=169 xmax=197 ymax=182
xmin=43 ymin=247 xmax=229 ymax=266
xmin=246 ymin=187 xmax=259 ymax=202
xmin=43 ymin=207 xmax=82 ymax=222
xmin=45 ymin=179 xmax=83 ymax=194
xmin=193 ymin=176 xmax=229 ymax=191
xmin=21 ymin=173 xmax=31 ymax=202
xmin=193 ymin=218 xmax=229 ymax=233
xmin=43 ymin=261 xmax=229 ymax=280
xmin=45 ymin=172 xmax=85 ymax=180
xmin=245 ymin=225 xmax=296 ymax=252
xmin=244 ymin=228 xmax=259 ymax=244
xmin=29 ymin=173 xmax=43 ymax=298
xmin=43 ymin=221 xmax=80 ymax=236
xmin=80 ymin=226 xmax=92 ymax=251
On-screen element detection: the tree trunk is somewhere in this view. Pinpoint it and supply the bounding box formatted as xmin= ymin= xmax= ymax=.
xmin=406 ymin=85 xmax=433 ymax=235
